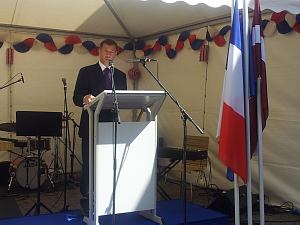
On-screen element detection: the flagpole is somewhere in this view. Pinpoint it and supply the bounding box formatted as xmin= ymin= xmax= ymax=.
xmin=234 ymin=175 xmax=240 ymax=225
xmin=257 ymin=78 xmax=265 ymax=225
xmin=242 ymin=1 xmax=253 ymax=225
xmin=232 ymin=1 xmax=241 ymax=225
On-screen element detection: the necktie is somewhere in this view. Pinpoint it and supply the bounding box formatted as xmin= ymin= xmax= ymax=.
xmin=103 ymin=67 xmax=112 ymax=89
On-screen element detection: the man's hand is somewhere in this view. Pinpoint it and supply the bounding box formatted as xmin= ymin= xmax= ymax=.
xmin=83 ymin=94 xmax=95 ymax=105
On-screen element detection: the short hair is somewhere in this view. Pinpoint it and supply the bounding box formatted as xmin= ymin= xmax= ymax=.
xmin=100 ymin=39 xmax=118 ymax=48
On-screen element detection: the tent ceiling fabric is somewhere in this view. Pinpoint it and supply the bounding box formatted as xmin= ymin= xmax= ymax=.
xmin=0 ymin=0 xmax=300 ymax=40
xmin=108 ymin=0 xmax=230 ymax=38
xmin=156 ymin=0 xmax=300 ymax=14
xmin=0 ymin=0 xmax=127 ymax=38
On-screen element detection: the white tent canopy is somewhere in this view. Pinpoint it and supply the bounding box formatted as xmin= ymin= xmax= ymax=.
xmin=158 ymin=0 xmax=300 ymax=13
xmin=1 ymin=0 xmax=300 ymax=40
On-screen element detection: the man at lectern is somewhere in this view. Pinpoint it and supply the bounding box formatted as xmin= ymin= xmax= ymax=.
xmin=73 ymin=39 xmax=127 ymax=214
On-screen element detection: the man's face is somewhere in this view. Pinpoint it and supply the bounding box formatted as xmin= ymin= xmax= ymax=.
xmin=99 ymin=43 xmax=117 ymax=67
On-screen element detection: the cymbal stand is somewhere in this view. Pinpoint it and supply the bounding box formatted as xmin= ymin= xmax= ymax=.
xmin=0 ymin=76 xmax=23 ymax=90
xmin=54 ymin=138 xmax=61 ymax=181
xmin=56 ymin=137 xmax=81 ymax=170
xmin=48 ymin=137 xmax=64 ymax=184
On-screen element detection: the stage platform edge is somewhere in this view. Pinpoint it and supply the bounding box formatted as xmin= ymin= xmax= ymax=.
xmin=0 ymin=200 xmax=229 ymax=225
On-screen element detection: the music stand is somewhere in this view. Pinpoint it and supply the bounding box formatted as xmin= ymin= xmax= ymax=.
xmin=16 ymin=111 xmax=62 ymax=215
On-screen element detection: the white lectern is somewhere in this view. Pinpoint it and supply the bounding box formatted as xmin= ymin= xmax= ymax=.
xmin=84 ymin=90 xmax=166 ymax=225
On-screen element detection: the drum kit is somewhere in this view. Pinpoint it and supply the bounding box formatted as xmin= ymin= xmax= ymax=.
xmin=1 ymin=111 xmax=80 ymax=216
xmin=0 ymin=122 xmax=54 ymax=191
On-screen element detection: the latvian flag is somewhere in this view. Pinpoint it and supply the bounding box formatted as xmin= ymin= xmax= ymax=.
xmin=249 ymin=0 xmax=269 ymax=154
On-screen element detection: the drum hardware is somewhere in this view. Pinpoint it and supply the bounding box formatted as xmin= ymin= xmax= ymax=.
xmin=0 ymin=137 xmax=27 ymax=149
xmin=0 ymin=72 xmax=24 ymax=90
xmin=15 ymin=140 xmax=28 ymax=149
xmin=48 ymin=134 xmax=81 ymax=186
xmin=28 ymin=138 xmax=51 ymax=152
xmin=48 ymin=137 xmax=64 ymax=184
xmin=69 ymin=116 xmax=80 ymax=181
xmin=59 ymin=117 xmax=81 ymax=181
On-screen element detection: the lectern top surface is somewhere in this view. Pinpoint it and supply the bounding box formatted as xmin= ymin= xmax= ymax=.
xmin=85 ymin=90 xmax=166 ymax=111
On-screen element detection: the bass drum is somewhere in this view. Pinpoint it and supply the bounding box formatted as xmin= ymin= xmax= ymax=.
xmin=12 ymin=156 xmax=48 ymax=189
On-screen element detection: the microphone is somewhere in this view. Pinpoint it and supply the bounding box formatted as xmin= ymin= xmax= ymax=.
xmin=108 ymin=59 xmax=114 ymax=67
xmin=127 ymin=58 xmax=157 ymax=63
xmin=21 ymin=73 xmax=24 ymax=83
xmin=62 ymin=78 xmax=67 ymax=87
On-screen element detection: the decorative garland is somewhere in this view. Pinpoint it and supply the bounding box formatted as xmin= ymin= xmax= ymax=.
xmin=124 ymin=27 xmax=229 ymax=60
xmin=0 ymin=33 xmax=124 ymax=56
xmin=0 ymin=11 xmax=299 ymax=59
xmin=262 ymin=11 xmax=300 ymax=35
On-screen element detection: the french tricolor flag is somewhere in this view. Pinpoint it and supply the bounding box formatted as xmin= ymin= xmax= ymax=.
xmin=217 ymin=0 xmax=247 ymax=183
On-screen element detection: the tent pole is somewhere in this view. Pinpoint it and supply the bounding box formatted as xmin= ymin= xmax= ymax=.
xmin=234 ymin=175 xmax=240 ymax=225
xmin=242 ymin=1 xmax=253 ymax=225
xmin=257 ymin=78 xmax=265 ymax=225
xmin=104 ymin=0 xmax=133 ymax=39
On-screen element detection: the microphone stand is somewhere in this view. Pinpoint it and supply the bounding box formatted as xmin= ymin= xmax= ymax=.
xmin=0 ymin=78 xmax=23 ymax=90
xmin=70 ymin=117 xmax=80 ymax=180
xmin=140 ymin=61 xmax=203 ymax=225
xmin=62 ymin=82 xmax=70 ymax=211
xmin=110 ymin=64 xmax=120 ymax=225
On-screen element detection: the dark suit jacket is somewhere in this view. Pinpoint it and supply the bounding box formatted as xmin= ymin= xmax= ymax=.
xmin=73 ymin=63 xmax=127 ymax=138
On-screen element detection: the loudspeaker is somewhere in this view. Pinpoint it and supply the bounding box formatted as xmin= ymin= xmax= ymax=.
xmin=208 ymin=185 xmax=258 ymax=216
xmin=0 ymin=161 xmax=10 ymax=185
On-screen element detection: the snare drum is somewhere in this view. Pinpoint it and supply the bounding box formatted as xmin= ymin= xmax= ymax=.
xmin=11 ymin=156 xmax=48 ymax=189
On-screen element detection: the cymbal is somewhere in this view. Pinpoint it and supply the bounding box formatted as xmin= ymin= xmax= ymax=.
xmin=0 ymin=122 xmax=16 ymax=132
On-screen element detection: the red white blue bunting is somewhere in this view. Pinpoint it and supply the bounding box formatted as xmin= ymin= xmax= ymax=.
xmin=0 ymin=11 xmax=299 ymax=59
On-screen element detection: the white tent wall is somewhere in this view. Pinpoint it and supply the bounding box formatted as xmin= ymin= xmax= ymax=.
xmin=0 ymin=32 xmax=133 ymax=172
xmin=138 ymin=29 xmax=209 ymax=144
xmin=0 ymin=42 xmax=11 ymax=162
xmin=137 ymin=23 xmax=300 ymax=208
xmin=253 ymin=30 xmax=300 ymax=208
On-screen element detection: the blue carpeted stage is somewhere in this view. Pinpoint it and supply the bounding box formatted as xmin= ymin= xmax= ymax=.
xmin=0 ymin=200 xmax=228 ymax=225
